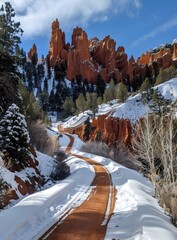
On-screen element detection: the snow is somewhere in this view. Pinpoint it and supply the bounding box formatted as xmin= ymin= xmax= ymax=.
xmin=62 ymin=111 xmax=92 ymax=128
xmin=0 ymin=152 xmax=95 ymax=240
xmin=61 ymin=79 xmax=177 ymax=128
xmin=0 ymin=131 xmax=177 ymax=239
xmin=154 ymin=78 xmax=177 ymax=101
xmin=172 ymin=39 xmax=177 ymax=45
xmin=112 ymin=94 xmax=150 ymax=123
xmin=70 ymin=148 xmax=177 ymax=240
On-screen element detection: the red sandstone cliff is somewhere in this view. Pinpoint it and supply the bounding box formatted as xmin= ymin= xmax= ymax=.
xmin=49 ymin=19 xmax=67 ymax=67
xmin=63 ymin=114 xmax=132 ymax=147
xmin=48 ymin=19 xmax=177 ymax=85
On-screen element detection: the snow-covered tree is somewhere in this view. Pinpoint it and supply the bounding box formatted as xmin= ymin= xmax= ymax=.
xmin=0 ymin=104 xmax=30 ymax=167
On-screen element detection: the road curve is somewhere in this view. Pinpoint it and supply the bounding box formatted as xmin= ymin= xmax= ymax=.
xmin=40 ymin=134 xmax=116 ymax=240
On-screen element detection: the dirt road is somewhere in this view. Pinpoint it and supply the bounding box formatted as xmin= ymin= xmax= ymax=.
xmin=40 ymin=134 xmax=116 ymax=240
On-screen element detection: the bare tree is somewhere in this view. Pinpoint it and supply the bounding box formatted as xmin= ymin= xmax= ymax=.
xmin=158 ymin=115 xmax=177 ymax=187
xmin=132 ymin=113 xmax=177 ymax=196
xmin=131 ymin=115 xmax=160 ymax=196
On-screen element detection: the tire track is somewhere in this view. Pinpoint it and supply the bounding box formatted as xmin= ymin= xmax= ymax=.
xmin=40 ymin=134 xmax=116 ymax=240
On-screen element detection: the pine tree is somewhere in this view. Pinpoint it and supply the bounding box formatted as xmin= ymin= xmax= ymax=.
xmin=155 ymin=66 xmax=176 ymax=86
xmin=38 ymin=92 xmax=49 ymax=112
xmin=96 ymin=74 xmax=106 ymax=97
xmin=115 ymin=82 xmax=128 ymax=103
xmin=76 ymin=93 xmax=87 ymax=113
xmin=140 ymin=78 xmax=151 ymax=92
xmin=46 ymin=54 xmax=51 ymax=79
xmin=43 ymin=77 xmax=48 ymax=92
xmin=150 ymin=89 xmax=171 ymax=116
xmin=140 ymin=78 xmax=152 ymax=102
xmin=103 ymin=79 xmax=116 ymax=103
xmin=49 ymin=89 xmax=55 ymax=111
xmin=91 ymin=92 xmax=98 ymax=116
xmin=0 ymin=104 xmax=30 ymax=167
xmin=0 ymin=2 xmax=23 ymax=72
xmin=63 ymin=97 xmax=75 ymax=117
xmin=54 ymin=92 xmax=63 ymax=113
xmin=97 ymin=96 xmax=103 ymax=106
xmin=0 ymin=2 xmax=23 ymax=114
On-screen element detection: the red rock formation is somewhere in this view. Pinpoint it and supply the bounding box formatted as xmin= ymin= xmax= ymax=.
xmin=90 ymin=35 xmax=116 ymax=73
xmin=28 ymin=44 xmax=38 ymax=63
xmin=137 ymin=48 xmax=172 ymax=69
xmin=127 ymin=56 xmax=135 ymax=82
xmin=173 ymin=42 xmax=177 ymax=59
xmin=48 ymin=19 xmax=177 ymax=86
xmin=63 ymin=114 xmax=132 ymax=147
xmin=116 ymin=47 xmax=128 ymax=78
xmin=1 ymin=153 xmax=44 ymax=208
xmin=66 ymin=27 xmax=98 ymax=83
xmin=49 ymin=18 xmax=66 ymax=67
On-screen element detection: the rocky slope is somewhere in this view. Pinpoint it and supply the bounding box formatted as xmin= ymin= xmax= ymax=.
xmin=61 ymin=78 xmax=177 ymax=147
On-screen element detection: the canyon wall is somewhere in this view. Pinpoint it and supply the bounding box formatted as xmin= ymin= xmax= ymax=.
xmin=63 ymin=114 xmax=132 ymax=148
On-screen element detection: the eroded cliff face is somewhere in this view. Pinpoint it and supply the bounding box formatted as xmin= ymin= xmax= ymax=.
xmin=48 ymin=20 xmax=177 ymax=85
xmin=137 ymin=44 xmax=177 ymax=69
xmin=64 ymin=114 xmax=132 ymax=147
xmin=49 ymin=19 xmax=67 ymax=67
xmin=1 ymin=151 xmax=44 ymax=208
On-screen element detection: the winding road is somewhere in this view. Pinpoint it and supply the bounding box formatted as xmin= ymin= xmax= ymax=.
xmin=40 ymin=134 xmax=116 ymax=240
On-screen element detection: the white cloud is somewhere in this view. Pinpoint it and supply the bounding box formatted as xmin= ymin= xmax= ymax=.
xmin=1 ymin=0 xmax=141 ymax=37
xmin=133 ymin=15 xmax=177 ymax=47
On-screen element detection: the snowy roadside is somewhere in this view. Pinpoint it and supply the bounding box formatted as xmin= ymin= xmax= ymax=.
xmin=0 ymin=130 xmax=177 ymax=240
xmin=70 ymin=143 xmax=177 ymax=240
xmin=0 ymin=134 xmax=95 ymax=240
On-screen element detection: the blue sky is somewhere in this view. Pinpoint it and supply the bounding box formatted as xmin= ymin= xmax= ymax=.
xmin=3 ymin=0 xmax=177 ymax=60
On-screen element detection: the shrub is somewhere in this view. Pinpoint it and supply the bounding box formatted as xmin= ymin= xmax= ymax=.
xmin=50 ymin=150 xmax=70 ymax=181
xmin=28 ymin=121 xmax=58 ymax=156
xmin=113 ymin=144 xmax=139 ymax=170
xmin=81 ymin=140 xmax=111 ymax=158
xmin=81 ymin=140 xmax=138 ymax=170
xmin=158 ymin=183 xmax=177 ymax=226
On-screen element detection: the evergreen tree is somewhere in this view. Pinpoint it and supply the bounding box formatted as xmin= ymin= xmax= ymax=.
xmin=96 ymin=74 xmax=106 ymax=97
xmin=0 ymin=2 xmax=23 ymax=114
xmin=38 ymin=92 xmax=49 ymax=112
xmin=91 ymin=92 xmax=98 ymax=116
xmin=0 ymin=104 xmax=30 ymax=167
xmin=150 ymin=89 xmax=171 ymax=117
xmin=86 ymin=93 xmax=92 ymax=110
xmin=103 ymin=79 xmax=116 ymax=103
xmin=43 ymin=77 xmax=48 ymax=92
xmin=76 ymin=93 xmax=87 ymax=113
xmin=0 ymin=2 xmax=23 ymax=72
xmin=49 ymin=89 xmax=55 ymax=111
xmin=97 ymin=96 xmax=103 ymax=106
xmin=63 ymin=97 xmax=75 ymax=117
xmin=19 ymin=81 xmax=48 ymax=124
xmin=155 ymin=66 xmax=177 ymax=86
xmin=140 ymin=78 xmax=151 ymax=92
xmin=115 ymin=82 xmax=128 ymax=102
xmin=46 ymin=54 xmax=51 ymax=79
xmin=54 ymin=92 xmax=63 ymax=113
xmin=140 ymin=77 xmax=152 ymax=102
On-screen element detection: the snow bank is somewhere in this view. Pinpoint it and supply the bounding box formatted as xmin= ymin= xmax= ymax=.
xmin=71 ymin=148 xmax=177 ymax=240
xmin=0 ymin=155 xmax=95 ymax=240
xmin=62 ymin=111 xmax=92 ymax=128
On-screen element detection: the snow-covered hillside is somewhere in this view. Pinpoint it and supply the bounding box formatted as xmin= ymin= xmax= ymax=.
xmin=62 ymin=78 xmax=177 ymax=128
